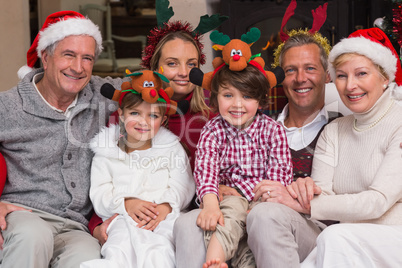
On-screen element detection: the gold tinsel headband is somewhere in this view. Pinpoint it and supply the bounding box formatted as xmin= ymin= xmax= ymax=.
xmin=272 ymin=0 xmax=331 ymax=68
xmin=272 ymin=28 xmax=331 ymax=68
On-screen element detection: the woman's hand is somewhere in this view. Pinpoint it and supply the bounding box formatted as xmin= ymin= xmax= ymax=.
xmin=286 ymin=177 xmax=322 ymax=210
xmin=124 ymin=198 xmax=159 ymax=225
xmin=92 ymin=214 xmax=118 ymax=246
xmin=196 ymin=194 xmax=224 ymax=231
xmin=253 ymin=180 xmax=311 ymax=214
xmin=218 ymin=184 xmax=241 ymax=201
xmin=141 ymin=203 xmax=172 ymax=231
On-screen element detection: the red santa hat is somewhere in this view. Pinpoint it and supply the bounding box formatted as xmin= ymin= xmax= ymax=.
xmin=18 ymin=10 xmax=103 ymax=80
xmin=329 ymin=27 xmax=402 ymax=86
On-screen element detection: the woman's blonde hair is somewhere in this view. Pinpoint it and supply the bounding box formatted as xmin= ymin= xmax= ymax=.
xmin=333 ymin=53 xmax=389 ymax=81
xmin=149 ymin=31 xmax=210 ymax=116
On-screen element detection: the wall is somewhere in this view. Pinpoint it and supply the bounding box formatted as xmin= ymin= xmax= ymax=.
xmin=37 ymin=0 xmax=105 ymax=25
xmin=0 ymin=0 xmax=30 ymax=91
xmin=0 ymin=0 xmax=216 ymax=92
xmin=170 ymin=0 xmax=217 ymax=73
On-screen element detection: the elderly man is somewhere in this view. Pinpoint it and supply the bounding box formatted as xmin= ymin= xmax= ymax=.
xmin=0 ymin=11 xmax=123 ymax=267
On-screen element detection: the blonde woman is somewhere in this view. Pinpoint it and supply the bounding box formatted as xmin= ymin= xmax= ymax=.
xmin=290 ymin=27 xmax=402 ymax=267
xmin=143 ymin=24 xmax=214 ymax=170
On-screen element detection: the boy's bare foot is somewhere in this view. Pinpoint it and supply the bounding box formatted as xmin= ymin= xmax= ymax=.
xmin=202 ymin=258 xmax=228 ymax=268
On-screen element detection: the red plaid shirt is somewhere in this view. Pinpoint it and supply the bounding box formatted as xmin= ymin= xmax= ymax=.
xmin=194 ymin=113 xmax=293 ymax=202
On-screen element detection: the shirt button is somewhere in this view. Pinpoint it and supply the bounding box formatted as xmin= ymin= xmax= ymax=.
xmin=71 ymin=182 xmax=76 ymax=188
xmin=68 ymin=153 xmax=72 ymax=160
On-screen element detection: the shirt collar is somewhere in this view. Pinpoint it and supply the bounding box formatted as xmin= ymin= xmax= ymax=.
xmin=33 ymin=72 xmax=78 ymax=117
xmin=277 ymin=104 xmax=328 ymax=130
xmin=222 ymin=112 xmax=262 ymax=140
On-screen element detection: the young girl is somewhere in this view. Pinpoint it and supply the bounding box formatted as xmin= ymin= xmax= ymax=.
xmin=88 ymin=22 xmax=219 ymax=246
xmin=192 ymin=64 xmax=293 ymax=268
xmin=88 ymin=0 xmax=227 ymax=247
xmin=80 ymin=72 xmax=195 ymax=268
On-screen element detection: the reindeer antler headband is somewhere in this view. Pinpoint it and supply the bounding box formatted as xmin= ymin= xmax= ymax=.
xmin=272 ymin=0 xmax=331 ymax=68
xmin=141 ymin=0 xmax=228 ymax=69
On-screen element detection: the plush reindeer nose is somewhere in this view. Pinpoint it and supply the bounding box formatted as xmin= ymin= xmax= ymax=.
xmin=150 ymin=89 xmax=157 ymax=97
xmin=233 ymin=54 xmax=240 ymax=61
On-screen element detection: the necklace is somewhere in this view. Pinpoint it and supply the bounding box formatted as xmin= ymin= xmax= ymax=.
xmin=353 ymin=99 xmax=394 ymax=132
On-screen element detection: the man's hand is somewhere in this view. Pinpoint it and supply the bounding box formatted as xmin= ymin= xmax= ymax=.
xmin=124 ymin=198 xmax=159 ymax=226
xmin=141 ymin=203 xmax=172 ymax=231
xmin=253 ymin=180 xmax=288 ymax=202
xmin=196 ymin=194 xmax=224 ymax=231
xmin=286 ymin=177 xmax=321 ymax=210
xmin=218 ymin=184 xmax=241 ymax=202
xmin=0 ymin=202 xmax=31 ymax=249
xmin=92 ymin=214 xmax=118 ymax=246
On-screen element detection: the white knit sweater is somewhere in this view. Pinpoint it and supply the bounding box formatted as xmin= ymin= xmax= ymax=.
xmin=310 ymin=87 xmax=402 ymax=224
xmin=89 ymin=124 xmax=195 ymax=221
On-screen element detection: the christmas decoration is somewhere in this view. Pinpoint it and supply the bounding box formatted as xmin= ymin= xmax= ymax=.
xmin=272 ymin=0 xmax=331 ymax=68
xmin=141 ymin=0 xmax=228 ymax=69
xmin=392 ymin=3 xmax=402 ymax=46
xmin=375 ymin=0 xmax=402 ymax=58
xmin=374 ymin=17 xmax=386 ymax=30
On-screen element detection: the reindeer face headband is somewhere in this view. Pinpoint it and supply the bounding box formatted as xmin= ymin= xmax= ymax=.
xmin=101 ymin=69 xmax=178 ymax=115
xmin=189 ymin=27 xmax=285 ymax=91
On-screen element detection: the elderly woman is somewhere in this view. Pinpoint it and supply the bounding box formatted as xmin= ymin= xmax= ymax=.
xmin=290 ymin=27 xmax=402 ymax=267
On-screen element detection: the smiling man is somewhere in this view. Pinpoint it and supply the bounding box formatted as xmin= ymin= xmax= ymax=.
xmin=272 ymin=33 xmax=334 ymax=179
xmin=248 ymin=32 xmax=342 ymax=267
xmin=0 ymin=11 xmax=124 ymax=267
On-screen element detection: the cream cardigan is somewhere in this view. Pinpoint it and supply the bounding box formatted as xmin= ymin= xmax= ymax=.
xmin=310 ymin=87 xmax=402 ymax=224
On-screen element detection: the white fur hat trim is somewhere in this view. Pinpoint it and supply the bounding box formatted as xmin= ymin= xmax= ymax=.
xmin=329 ymin=37 xmax=396 ymax=83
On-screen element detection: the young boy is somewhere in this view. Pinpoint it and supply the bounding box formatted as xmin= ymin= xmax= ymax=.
xmin=193 ymin=64 xmax=293 ymax=268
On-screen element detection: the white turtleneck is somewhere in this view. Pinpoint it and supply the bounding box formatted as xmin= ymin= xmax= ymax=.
xmin=310 ymin=88 xmax=402 ymax=224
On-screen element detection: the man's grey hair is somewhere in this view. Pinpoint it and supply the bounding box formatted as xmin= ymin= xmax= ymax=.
xmin=279 ymin=33 xmax=328 ymax=71
xmin=44 ymin=35 xmax=102 ymax=60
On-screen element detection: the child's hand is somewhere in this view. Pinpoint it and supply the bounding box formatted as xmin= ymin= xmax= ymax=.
xmin=218 ymin=184 xmax=241 ymax=202
xmin=196 ymin=194 xmax=224 ymax=231
xmin=141 ymin=203 xmax=172 ymax=231
xmin=124 ymin=198 xmax=159 ymax=225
